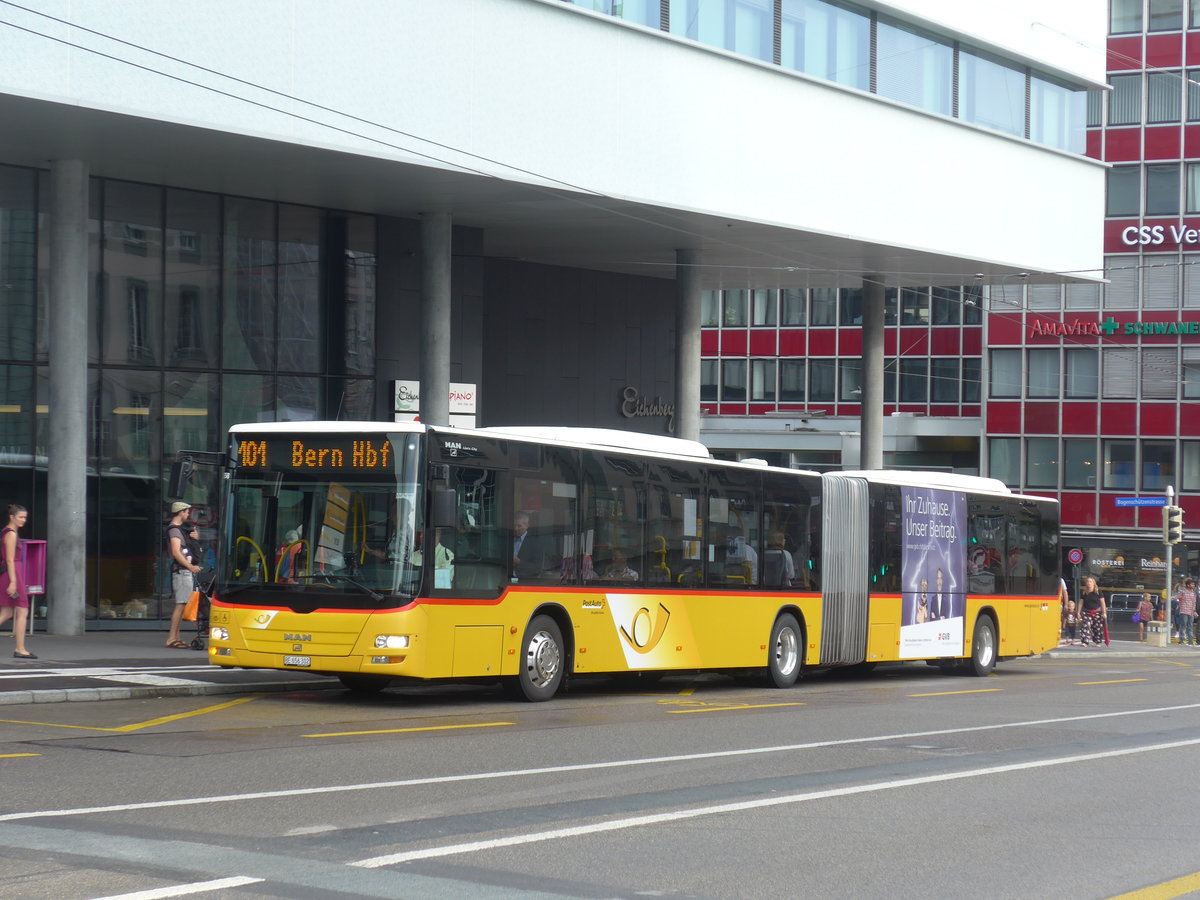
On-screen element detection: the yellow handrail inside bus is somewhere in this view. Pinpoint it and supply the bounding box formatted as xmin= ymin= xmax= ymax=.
xmin=651 ymin=535 xmax=670 ymax=582
xmin=235 ymin=535 xmax=269 ymax=581
xmin=275 ymin=539 xmax=311 ymax=582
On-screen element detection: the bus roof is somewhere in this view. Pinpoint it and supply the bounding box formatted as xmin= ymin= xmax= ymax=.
xmin=481 ymin=426 xmax=712 ymax=459
xmin=830 ymin=469 xmax=1058 ymax=505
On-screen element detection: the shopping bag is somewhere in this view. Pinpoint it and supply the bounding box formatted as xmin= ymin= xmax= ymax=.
xmin=1131 ymin=612 xmax=1141 ymax=624
xmin=181 ymin=590 xmax=201 ymax=622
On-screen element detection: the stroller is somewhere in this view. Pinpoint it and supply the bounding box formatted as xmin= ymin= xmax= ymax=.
xmin=189 ymin=569 xmax=217 ymax=651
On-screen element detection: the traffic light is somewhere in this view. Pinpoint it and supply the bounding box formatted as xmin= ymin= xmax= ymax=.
xmin=1163 ymin=505 xmax=1185 ymax=545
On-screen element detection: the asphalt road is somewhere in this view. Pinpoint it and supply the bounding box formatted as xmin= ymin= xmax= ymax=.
xmin=2 ymin=657 xmax=1199 ymax=900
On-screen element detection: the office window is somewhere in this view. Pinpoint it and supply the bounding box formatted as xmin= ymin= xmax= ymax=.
xmin=1028 ymin=284 xmax=1061 ymax=310
xmin=1185 ymin=348 xmax=1200 ymax=398
xmin=723 ymin=289 xmax=748 ymax=326
xmin=1186 ymin=255 xmax=1200 ymax=307
xmin=931 ymin=358 xmax=959 ymax=403
xmin=809 ymin=359 xmax=835 ymax=401
xmin=751 ymin=359 xmax=777 ymax=401
xmin=899 ymin=358 xmax=927 ymax=402
xmin=701 ymin=360 xmax=719 ymax=402
xmin=781 ymin=288 xmax=806 ymax=325
xmin=990 ymin=348 xmax=1022 ymax=397
xmin=780 ymin=359 xmax=806 ymax=401
xmin=1149 ymin=0 xmax=1184 ymax=30
xmin=931 ymin=286 xmax=961 ymax=324
xmin=1111 ymin=0 xmax=1142 ymax=32
xmin=959 ymin=49 xmax=1026 ymax=137
xmin=838 ymin=358 xmax=862 ymax=401
xmin=1146 ymin=164 xmax=1180 ymax=215
xmin=1142 ymin=347 xmax=1178 ymax=398
xmin=1142 ymin=440 xmax=1175 ymax=490
xmin=1103 ymin=439 xmax=1136 ymax=490
xmin=963 ymin=285 xmax=983 ymax=324
xmin=962 ymin=358 xmax=981 ymax=403
xmin=1144 ymin=261 xmax=1180 ymax=308
xmin=1031 ymin=75 xmax=1087 ymax=152
xmin=1107 ymin=166 xmax=1140 ymax=216
xmin=1103 ymin=347 xmax=1138 ymax=397
xmin=899 ymin=287 xmax=929 ymax=325
xmin=1108 ymin=74 xmax=1141 ymax=125
xmin=669 ymin=0 xmax=773 ymax=62
xmin=701 ymin=290 xmax=720 ymax=327
xmin=780 ymin=0 xmax=870 ymax=90
xmin=1065 ymin=348 xmax=1099 ymax=398
xmin=1184 ymin=441 xmax=1200 ymax=490
xmin=988 ymin=438 xmax=1020 ymax=487
xmin=1104 ymin=256 xmax=1139 ymax=308
xmin=884 ymin=357 xmax=897 ymax=403
xmin=722 ymin=359 xmax=747 ymax=401
xmin=1063 ymin=439 xmax=1098 ymax=489
xmin=1148 ymin=71 xmax=1182 ymax=122
xmin=1065 ymin=282 xmax=1101 ymax=309
xmin=876 ymin=19 xmax=953 ymax=117
xmin=1186 ymin=163 xmax=1200 ymax=213
xmin=810 ymin=287 xmax=837 ymax=325
xmin=751 ymin=289 xmax=776 ymax=326
xmin=1193 ymin=0 xmax=1200 ymax=27
xmin=1087 ymin=88 xmax=1104 ymax=127
xmin=839 ymin=287 xmax=863 ymax=325
xmin=1189 ymin=69 xmax=1200 ymax=120
xmin=1026 ymin=438 xmax=1059 ymax=488
xmin=1028 ymin=348 xmax=1059 ymax=397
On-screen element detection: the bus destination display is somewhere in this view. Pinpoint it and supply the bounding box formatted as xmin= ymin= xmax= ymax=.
xmin=238 ymin=437 xmax=393 ymax=471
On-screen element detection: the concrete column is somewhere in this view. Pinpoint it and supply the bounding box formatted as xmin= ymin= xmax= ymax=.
xmin=860 ymin=275 xmax=885 ymax=470
xmin=47 ymin=160 xmax=89 ymax=635
xmin=419 ymin=212 xmax=452 ymax=426
xmin=675 ymin=249 xmax=702 ymax=441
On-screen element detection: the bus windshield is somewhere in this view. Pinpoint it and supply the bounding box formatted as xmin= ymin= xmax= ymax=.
xmin=221 ymin=431 xmax=424 ymax=602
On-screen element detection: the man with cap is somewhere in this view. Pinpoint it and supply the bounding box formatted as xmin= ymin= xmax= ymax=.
xmin=165 ymin=501 xmax=202 ymax=648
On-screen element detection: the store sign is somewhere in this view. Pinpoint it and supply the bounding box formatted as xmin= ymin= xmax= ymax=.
xmin=393 ymin=380 xmax=477 ymax=428
xmin=1028 ymin=316 xmax=1200 ymax=340
xmin=619 ymin=386 xmax=675 ymax=432
xmin=1121 ymin=224 xmax=1200 ymax=247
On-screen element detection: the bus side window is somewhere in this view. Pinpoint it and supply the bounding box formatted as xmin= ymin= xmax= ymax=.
xmin=447 ymin=466 xmax=504 ymax=594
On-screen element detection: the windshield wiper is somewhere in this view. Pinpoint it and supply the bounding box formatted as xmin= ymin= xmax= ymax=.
xmin=294 ymin=573 xmax=385 ymax=602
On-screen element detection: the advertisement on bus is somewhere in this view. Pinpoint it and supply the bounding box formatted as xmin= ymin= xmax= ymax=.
xmin=900 ymin=486 xmax=966 ymax=658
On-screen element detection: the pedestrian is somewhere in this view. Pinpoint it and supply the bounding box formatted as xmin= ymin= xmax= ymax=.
xmin=1077 ymin=575 xmax=1106 ymax=647
xmin=165 ymin=502 xmax=202 ymax=649
xmin=1135 ymin=592 xmax=1155 ymax=642
xmin=1173 ymin=578 xmax=1198 ymax=646
xmin=1062 ymin=600 xmax=1077 ymax=645
xmin=0 ymin=503 xmax=36 ymax=658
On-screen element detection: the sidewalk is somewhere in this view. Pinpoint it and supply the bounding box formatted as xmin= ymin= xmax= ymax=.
xmin=0 ymin=629 xmax=1194 ymax=707
xmin=0 ymin=629 xmax=336 ymax=706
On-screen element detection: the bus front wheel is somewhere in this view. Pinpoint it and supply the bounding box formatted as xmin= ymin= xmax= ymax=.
xmin=510 ymin=615 xmax=565 ymax=702
xmin=767 ymin=613 xmax=803 ymax=688
xmin=966 ymin=616 xmax=997 ymax=677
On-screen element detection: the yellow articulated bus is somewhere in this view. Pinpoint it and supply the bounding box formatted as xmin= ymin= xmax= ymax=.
xmin=206 ymin=422 xmax=1061 ymax=700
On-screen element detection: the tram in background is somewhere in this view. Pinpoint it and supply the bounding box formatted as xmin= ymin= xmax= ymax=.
xmin=205 ymin=422 xmax=1061 ymax=699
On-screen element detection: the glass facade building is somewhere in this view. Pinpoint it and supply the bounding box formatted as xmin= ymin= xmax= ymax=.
xmin=0 ymin=165 xmax=376 ymax=621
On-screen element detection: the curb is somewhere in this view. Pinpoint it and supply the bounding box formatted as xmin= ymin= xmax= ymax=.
xmin=0 ymin=679 xmax=341 ymax=706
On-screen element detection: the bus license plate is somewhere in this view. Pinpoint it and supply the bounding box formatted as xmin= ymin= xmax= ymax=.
xmin=283 ymin=655 xmax=311 ymax=667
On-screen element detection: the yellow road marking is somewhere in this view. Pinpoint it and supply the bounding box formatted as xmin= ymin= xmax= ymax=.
xmin=677 ymin=687 xmax=695 ymax=696
xmin=0 ymin=753 xmax=40 ymax=759
xmin=909 ymin=689 xmax=1002 ymax=697
xmin=1108 ymin=870 xmax=1200 ymax=899
xmin=667 ymin=702 xmax=804 ymax=714
xmin=1157 ymin=659 xmax=1192 ymax=667
xmin=304 ymin=721 xmax=514 ymax=738
xmin=1076 ymin=679 xmax=1148 ymax=686
xmin=0 ymin=695 xmax=259 ymax=733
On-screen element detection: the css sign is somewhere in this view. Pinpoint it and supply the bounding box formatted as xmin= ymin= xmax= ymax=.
xmin=1122 ymin=225 xmax=1165 ymax=246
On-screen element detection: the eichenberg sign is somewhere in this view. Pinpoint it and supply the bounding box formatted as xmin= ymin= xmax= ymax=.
xmin=1027 ymin=316 xmax=1200 ymax=340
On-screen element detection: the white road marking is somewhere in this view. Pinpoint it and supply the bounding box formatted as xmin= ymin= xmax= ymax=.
xmin=0 ymin=666 xmax=216 ymax=680
xmin=89 ymin=675 xmax=211 ymax=687
xmin=88 ymin=875 xmax=263 ymax=899
xmin=351 ymin=735 xmax=1200 ymax=867
xmin=2 ymin=702 xmax=1198 ymax=824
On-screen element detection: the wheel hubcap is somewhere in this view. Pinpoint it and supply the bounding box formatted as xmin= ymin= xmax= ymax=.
xmin=525 ymin=630 xmax=561 ymax=688
xmin=978 ymin=627 xmax=995 ymax=667
xmin=775 ymin=626 xmax=798 ymax=676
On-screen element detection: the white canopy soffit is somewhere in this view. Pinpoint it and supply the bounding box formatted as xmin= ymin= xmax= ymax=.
xmin=0 ymin=91 xmax=1092 ymax=291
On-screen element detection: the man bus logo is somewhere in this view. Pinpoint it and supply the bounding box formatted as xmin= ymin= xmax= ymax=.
xmin=619 ymin=602 xmax=671 ymax=654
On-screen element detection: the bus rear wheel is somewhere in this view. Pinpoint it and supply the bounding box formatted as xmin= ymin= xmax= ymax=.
xmin=966 ymin=616 xmax=997 ymax=677
xmin=337 ymin=674 xmax=391 ymax=695
xmin=767 ymin=613 xmax=803 ymax=688
xmin=509 ymin=614 xmax=565 ymax=702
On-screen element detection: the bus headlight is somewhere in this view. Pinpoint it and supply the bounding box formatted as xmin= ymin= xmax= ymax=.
xmin=374 ymin=634 xmax=410 ymax=649
xmin=210 ymin=627 xmax=229 ymax=641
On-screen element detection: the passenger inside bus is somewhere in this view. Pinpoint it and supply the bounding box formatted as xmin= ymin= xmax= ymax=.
xmin=600 ymin=549 xmax=639 ymax=583
xmin=761 ymin=532 xmax=794 ymax=588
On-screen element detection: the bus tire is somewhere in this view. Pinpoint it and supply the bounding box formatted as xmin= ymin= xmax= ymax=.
xmin=967 ymin=616 xmax=997 ymax=677
xmin=512 ymin=614 xmax=565 ymax=702
xmin=337 ymin=674 xmax=391 ymax=694
xmin=767 ymin=613 xmax=803 ymax=688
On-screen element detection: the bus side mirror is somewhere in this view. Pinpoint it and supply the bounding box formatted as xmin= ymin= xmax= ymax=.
xmin=168 ymin=458 xmax=194 ymax=498
xmin=430 ymin=487 xmax=457 ymax=529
